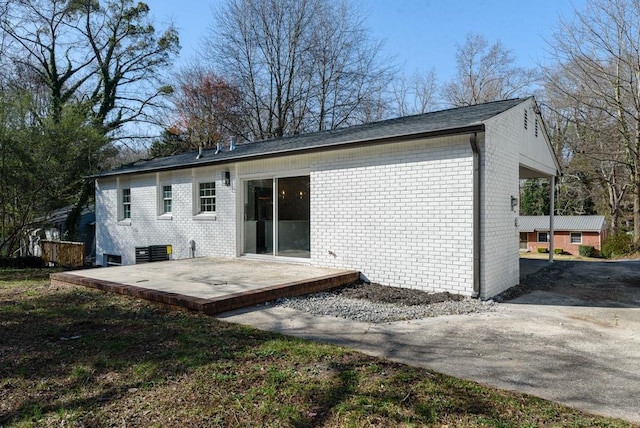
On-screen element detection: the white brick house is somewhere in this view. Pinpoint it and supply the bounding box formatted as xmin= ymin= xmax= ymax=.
xmin=94 ymin=98 xmax=559 ymax=299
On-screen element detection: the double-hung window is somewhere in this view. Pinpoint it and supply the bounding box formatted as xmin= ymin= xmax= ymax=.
xmin=199 ymin=182 xmax=215 ymax=213
xmin=570 ymin=232 xmax=582 ymax=244
xmin=162 ymin=185 xmax=172 ymax=214
xmin=537 ymin=232 xmax=548 ymax=243
xmin=122 ymin=188 xmax=131 ymax=219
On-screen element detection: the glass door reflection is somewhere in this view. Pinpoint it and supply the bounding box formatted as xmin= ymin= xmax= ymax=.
xmin=244 ymin=179 xmax=273 ymax=255
xmin=277 ymin=176 xmax=310 ymax=258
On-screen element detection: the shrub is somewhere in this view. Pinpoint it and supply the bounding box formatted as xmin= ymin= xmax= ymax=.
xmin=601 ymin=233 xmax=634 ymax=259
xmin=0 ymin=256 xmax=46 ymax=268
xmin=554 ymin=248 xmax=563 ymax=255
xmin=537 ymin=247 xmax=549 ymax=253
xmin=578 ymin=245 xmax=596 ymax=258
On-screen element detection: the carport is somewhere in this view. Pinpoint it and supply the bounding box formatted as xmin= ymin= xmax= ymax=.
xmin=518 ymin=110 xmax=561 ymax=260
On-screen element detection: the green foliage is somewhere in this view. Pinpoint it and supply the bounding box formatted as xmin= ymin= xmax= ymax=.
xmin=149 ymin=129 xmax=188 ymax=157
xmin=537 ymin=247 xmax=549 ymax=253
xmin=0 ymin=0 xmax=177 ymax=252
xmin=601 ymin=233 xmax=635 ymax=259
xmin=554 ymin=248 xmax=563 ymax=254
xmin=0 ymin=91 xmax=107 ymax=255
xmin=520 ymin=178 xmax=550 ymax=215
xmin=578 ymin=245 xmax=596 ymax=258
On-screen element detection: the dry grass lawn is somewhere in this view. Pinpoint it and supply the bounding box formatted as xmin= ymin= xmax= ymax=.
xmin=0 ymin=268 xmax=635 ymax=427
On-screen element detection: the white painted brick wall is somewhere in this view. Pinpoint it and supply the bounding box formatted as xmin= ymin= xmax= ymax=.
xmin=480 ymin=104 xmax=527 ymax=298
xmin=96 ymin=166 xmax=237 ymax=265
xmin=97 ymin=134 xmax=484 ymax=296
xmin=310 ymin=136 xmax=475 ymax=295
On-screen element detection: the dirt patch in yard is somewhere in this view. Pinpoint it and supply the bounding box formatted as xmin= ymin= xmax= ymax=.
xmin=329 ymin=281 xmax=465 ymax=306
xmin=307 ymin=259 xmax=640 ymax=309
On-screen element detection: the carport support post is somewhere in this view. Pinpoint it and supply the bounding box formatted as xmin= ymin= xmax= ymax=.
xmin=549 ymin=175 xmax=555 ymax=263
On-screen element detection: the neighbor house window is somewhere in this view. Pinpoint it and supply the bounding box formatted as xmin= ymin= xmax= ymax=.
xmin=570 ymin=232 xmax=582 ymax=244
xmin=162 ymin=185 xmax=172 ymax=214
xmin=537 ymin=232 xmax=548 ymax=243
xmin=122 ymin=188 xmax=131 ymax=219
xmin=199 ymin=182 xmax=215 ymax=212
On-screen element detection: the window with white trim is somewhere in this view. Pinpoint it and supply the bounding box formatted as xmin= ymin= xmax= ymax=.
xmin=122 ymin=188 xmax=131 ymax=219
xmin=199 ymin=182 xmax=216 ymax=213
xmin=537 ymin=232 xmax=548 ymax=243
xmin=162 ymin=185 xmax=172 ymax=214
xmin=570 ymin=232 xmax=582 ymax=244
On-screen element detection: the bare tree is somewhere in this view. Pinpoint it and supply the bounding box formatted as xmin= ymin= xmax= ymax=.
xmin=307 ymin=0 xmax=393 ymax=130
xmin=545 ymin=0 xmax=640 ymax=241
xmin=1 ymin=0 xmax=93 ymax=123
xmin=1 ymin=0 xmax=179 ymax=134
xmin=443 ymin=32 xmax=537 ymax=107
xmin=79 ymin=0 xmax=179 ymax=134
xmin=205 ymin=0 xmax=394 ymax=141
xmin=170 ymin=65 xmax=244 ymax=149
xmin=392 ymin=69 xmax=438 ymax=116
xmin=0 ymin=0 xmax=178 ymax=245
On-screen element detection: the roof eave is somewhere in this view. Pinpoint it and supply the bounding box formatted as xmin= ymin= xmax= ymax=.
xmin=90 ymin=124 xmax=486 ymax=179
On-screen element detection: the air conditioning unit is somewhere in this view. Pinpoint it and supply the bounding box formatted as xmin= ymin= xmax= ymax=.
xmin=135 ymin=245 xmax=170 ymax=263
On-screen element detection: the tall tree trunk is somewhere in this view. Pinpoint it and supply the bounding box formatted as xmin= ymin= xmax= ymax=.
xmin=635 ymin=130 xmax=640 ymax=244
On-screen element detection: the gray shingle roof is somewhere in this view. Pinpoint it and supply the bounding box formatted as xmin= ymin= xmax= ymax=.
xmin=94 ymin=97 xmax=528 ymax=178
xmin=518 ymin=216 xmax=607 ymax=232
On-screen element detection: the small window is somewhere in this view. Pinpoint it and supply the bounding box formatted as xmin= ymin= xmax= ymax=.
xmin=122 ymin=188 xmax=131 ymax=219
xmin=162 ymin=185 xmax=172 ymax=214
xmin=105 ymin=254 xmax=122 ymax=266
xmin=570 ymin=232 xmax=582 ymax=244
xmin=199 ymin=182 xmax=215 ymax=212
xmin=524 ymin=110 xmax=528 ymax=130
xmin=537 ymin=232 xmax=548 ymax=243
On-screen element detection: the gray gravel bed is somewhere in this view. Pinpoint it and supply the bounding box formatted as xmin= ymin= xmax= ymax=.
xmin=274 ymin=292 xmax=497 ymax=323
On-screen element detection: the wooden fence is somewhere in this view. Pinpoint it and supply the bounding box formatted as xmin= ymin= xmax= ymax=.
xmin=42 ymin=240 xmax=85 ymax=267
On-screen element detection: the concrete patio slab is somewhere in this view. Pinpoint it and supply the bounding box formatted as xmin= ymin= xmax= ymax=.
xmin=51 ymin=257 xmax=359 ymax=314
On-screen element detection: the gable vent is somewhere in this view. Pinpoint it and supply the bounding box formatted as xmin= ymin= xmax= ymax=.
xmin=524 ymin=109 xmax=528 ymax=130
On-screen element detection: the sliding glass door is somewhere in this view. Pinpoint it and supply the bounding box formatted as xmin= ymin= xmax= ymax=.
xmin=244 ymin=176 xmax=310 ymax=258
xmin=244 ymin=179 xmax=273 ymax=255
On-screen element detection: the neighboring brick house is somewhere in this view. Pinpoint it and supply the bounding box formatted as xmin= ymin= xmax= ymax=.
xmin=518 ymin=216 xmax=608 ymax=255
xmin=92 ymin=98 xmax=559 ymax=299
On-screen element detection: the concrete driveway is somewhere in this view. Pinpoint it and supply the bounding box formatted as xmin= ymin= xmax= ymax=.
xmin=219 ymin=260 xmax=640 ymax=424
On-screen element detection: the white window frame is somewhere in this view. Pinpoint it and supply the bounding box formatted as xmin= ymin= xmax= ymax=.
xmin=122 ymin=188 xmax=131 ymax=219
xmin=199 ymin=182 xmax=216 ymax=212
xmin=116 ymin=176 xmax=132 ymax=224
xmin=192 ymin=172 xmax=217 ymax=219
xmin=570 ymin=232 xmax=582 ymax=244
xmin=156 ymin=173 xmax=173 ymax=219
xmin=162 ymin=185 xmax=172 ymax=214
xmin=537 ymin=232 xmax=548 ymax=243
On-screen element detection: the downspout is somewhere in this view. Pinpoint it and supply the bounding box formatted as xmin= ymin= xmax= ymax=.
xmin=470 ymin=133 xmax=481 ymax=298
xmin=549 ymin=174 xmax=556 ymax=263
